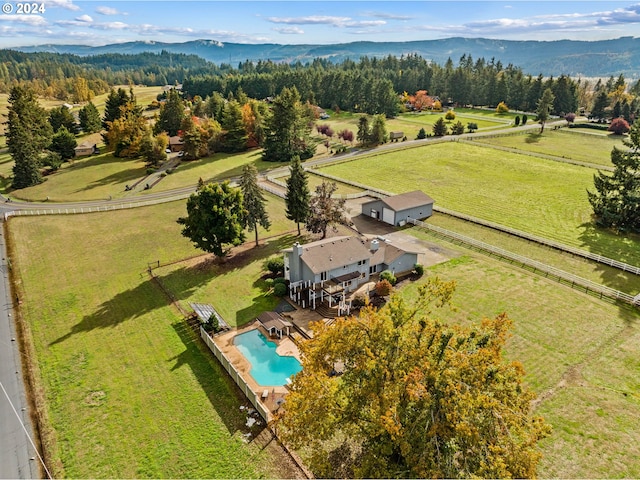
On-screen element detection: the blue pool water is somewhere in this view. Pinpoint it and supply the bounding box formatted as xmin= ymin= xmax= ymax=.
xmin=233 ymin=329 xmax=302 ymax=386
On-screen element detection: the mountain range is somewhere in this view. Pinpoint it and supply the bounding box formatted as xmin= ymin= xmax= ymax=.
xmin=14 ymin=36 xmax=640 ymax=78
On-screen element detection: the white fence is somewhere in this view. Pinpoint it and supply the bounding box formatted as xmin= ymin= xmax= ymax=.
xmin=408 ymin=218 xmax=640 ymax=307
xmin=199 ymin=326 xmax=271 ymax=422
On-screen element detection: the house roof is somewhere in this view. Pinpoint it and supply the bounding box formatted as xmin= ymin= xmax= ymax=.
xmin=169 ymin=135 xmax=184 ymax=145
xmin=297 ymin=236 xmax=371 ymax=274
xmin=75 ymin=141 xmax=96 ymax=150
xmin=286 ymin=235 xmax=419 ymax=274
xmin=258 ymin=311 xmax=291 ymax=331
xmin=380 ymin=190 xmax=434 ymax=212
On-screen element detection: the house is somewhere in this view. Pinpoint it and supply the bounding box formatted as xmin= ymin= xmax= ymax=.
xmin=283 ymin=235 xmax=420 ymax=308
xmin=74 ymin=142 xmax=98 ymax=157
xmin=361 ymin=190 xmax=434 ymax=226
xmin=169 ymin=135 xmax=184 ymax=152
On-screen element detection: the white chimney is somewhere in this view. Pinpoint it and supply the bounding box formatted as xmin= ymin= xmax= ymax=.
xmin=370 ymin=239 xmax=379 ymax=252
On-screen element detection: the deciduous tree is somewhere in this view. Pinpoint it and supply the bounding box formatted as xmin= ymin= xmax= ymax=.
xmin=536 ymin=88 xmax=555 ymax=133
xmin=306 ymin=181 xmax=348 ymax=239
xmin=588 ymin=118 xmax=640 ymax=232
xmin=240 ymin=163 xmax=270 ymax=246
xmin=285 ymin=156 xmax=310 ymax=235
xmin=278 ymin=278 xmax=551 ymax=479
xmin=608 ymin=117 xmax=630 ymax=135
xmin=177 ymin=181 xmax=246 ymax=258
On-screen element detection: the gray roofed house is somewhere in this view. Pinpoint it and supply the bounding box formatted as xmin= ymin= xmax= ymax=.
xmin=283 ymin=235 xmax=420 ymax=300
xmin=361 ymin=190 xmax=434 ymax=226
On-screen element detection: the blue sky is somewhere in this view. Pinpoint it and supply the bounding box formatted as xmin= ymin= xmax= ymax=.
xmin=1 ymin=1 xmax=640 ymax=47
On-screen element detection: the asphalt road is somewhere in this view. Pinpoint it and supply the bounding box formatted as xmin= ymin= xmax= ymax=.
xmin=0 ymin=222 xmax=40 ymax=479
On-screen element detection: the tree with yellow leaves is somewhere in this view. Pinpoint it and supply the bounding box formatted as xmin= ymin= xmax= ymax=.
xmin=277 ymin=277 xmax=550 ymax=479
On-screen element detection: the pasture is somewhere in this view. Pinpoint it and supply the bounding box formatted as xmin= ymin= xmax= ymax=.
xmin=6 ymin=196 xmax=302 ymax=478
xmin=317 ymin=140 xmax=640 ymax=266
xmin=471 ymin=128 xmax=625 ymax=168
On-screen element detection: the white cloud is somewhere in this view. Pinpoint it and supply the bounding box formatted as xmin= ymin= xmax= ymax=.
xmin=44 ymin=0 xmax=80 ymax=11
xmin=95 ymin=6 xmax=120 ymax=16
xmin=75 ymin=14 xmax=93 ymax=23
xmin=273 ymin=26 xmax=304 ymax=35
xmin=364 ymin=12 xmax=411 ymax=21
xmin=0 ymin=15 xmax=48 ymax=26
xmin=267 ymin=15 xmax=385 ymax=29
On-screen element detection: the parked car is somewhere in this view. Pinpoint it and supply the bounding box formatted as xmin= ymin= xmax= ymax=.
xmin=165 ymin=148 xmax=171 ymax=154
xmin=320 ymin=113 xmax=330 ymax=119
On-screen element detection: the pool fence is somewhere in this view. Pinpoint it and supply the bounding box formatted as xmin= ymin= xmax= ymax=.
xmin=199 ymin=326 xmax=271 ymax=422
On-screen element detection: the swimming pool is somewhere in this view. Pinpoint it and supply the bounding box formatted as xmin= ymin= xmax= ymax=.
xmin=233 ymin=329 xmax=302 ymax=386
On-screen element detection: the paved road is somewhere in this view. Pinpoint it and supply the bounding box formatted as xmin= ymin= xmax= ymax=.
xmin=0 ymin=222 xmax=41 ymax=479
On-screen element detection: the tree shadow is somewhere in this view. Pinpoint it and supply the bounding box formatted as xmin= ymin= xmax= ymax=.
xmin=167 ymin=322 xmax=251 ymax=435
xmin=525 ymin=132 xmax=543 ymax=143
xmin=49 ymin=266 xmax=211 ymax=346
xmin=74 ymin=166 xmax=147 ymax=192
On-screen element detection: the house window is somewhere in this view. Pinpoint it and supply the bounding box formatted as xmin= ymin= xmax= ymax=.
xmin=357 ymin=259 xmax=366 ymax=266
xmin=360 ymin=272 xmax=366 ymax=279
xmin=320 ymin=271 xmax=327 ymax=281
xmin=369 ymin=265 xmax=378 ymax=274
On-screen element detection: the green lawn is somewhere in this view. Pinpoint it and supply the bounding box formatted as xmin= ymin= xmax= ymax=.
xmin=400 ymin=230 xmax=640 ymax=478
xmin=318 ymin=141 xmax=640 ymax=266
xmin=7 ymin=197 xmax=301 ymax=478
xmin=471 ymin=129 xmax=625 ymax=167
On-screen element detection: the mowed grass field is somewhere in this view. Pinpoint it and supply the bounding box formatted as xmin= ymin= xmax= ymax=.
xmin=471 ymin=129 xmax=625 ymax=167
xmin=400 ymin=230 xmax=640 ymax=478
xmin=317 ymin=140 xmax=640 ymax=266
xmin=7 ymin=196 xmax=301 ymax=478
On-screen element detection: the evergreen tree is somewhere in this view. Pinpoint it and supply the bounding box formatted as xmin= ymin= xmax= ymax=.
xmin=306 ymin=181 xmax=348 ymax=239
xmin=7 ymin=85 xmax=52 ymax=188
xmin=416 ymin=127 xmax=427 ymax=139
xmin=369 ymin=114 xmax=388 ymax=145
xmin=285 ymin=156 xmax=310 ymax=235
xmin=357 ymin=115 xmax=370 ymax=145
xmin=590 ymin=91 xmax=609 ymax=121
xmin=103 ymin=87 xmax=131 ymax=129
xmin=220 ymin=100 xmax=248 ymax=152
xmin=588 ymin=119 xmax=640 ymax=232
xmin=432 ymin=117 xmax=448 ymax=136
xmin=49 ymin=126 xmax=77 ymax=160
xmin=240 ymin=163 xmax=270 ymax=246
xmin=154 ymin=88 xmax=185 ymax=136
xmin=262 ymin=86 xmax=314 ymax=162
xmin=536 ymin=88 xmax=555 ymax=133
xmin=79 ymin=101 xmax=101 ymax=133
xmin=177 ymin=181 xmax=246 ymax=258
xmin=49 ymin=105 xmax=78 ymax=134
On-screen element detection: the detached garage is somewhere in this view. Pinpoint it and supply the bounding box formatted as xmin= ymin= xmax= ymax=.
xmin=362 ymin=190 xmax=434 ymax=226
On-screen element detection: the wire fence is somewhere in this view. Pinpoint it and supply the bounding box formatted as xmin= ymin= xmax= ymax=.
xmin=408 ymin=218 xmax=640 ymax=307
xmin=433 ymin=206 xmax=640 ymax=275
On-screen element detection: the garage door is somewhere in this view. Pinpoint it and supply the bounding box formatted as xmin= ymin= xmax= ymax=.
xmin=382 ymin=207 xmax=395 ymax=225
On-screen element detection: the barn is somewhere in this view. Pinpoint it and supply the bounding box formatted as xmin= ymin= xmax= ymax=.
xmin=361 ymin=190 xmax=434 ymax=226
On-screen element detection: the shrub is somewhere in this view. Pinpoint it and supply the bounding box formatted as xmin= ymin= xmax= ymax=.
xmin=466 ymin=122 xmax=478 ymax=133
xmin=414 ymin=264 xmax=424 ymax=276
xmin=445 ymin=110 xmax=456 ymax=121
xmin=608 ymin=117 xmax=630 ymax=135
xmin=146 ymin=167 xmax=155 ymax=175
xmin=352 ymin=294 xmax=368 ymax=308
xmin=273 ymin=282 xmax=287 ymax=297
xmin=265 ymin=256 xmax=285 ymax=275
xmin=522 ymin=114 xmax=528 ymax=125
xmin=273 ymin=277 xmax=287 ymax=285
xmin=514 ymin=116 xmax=521 ymax=126
xmin=375 ymin=279 xmax=393 ymax=296
xmin=380 ymin=270 xmax=397 ymax=285
xmin=416 ymin=127 xmax=427 ymax=140
xmin=565 ymin=112 xmax=576 ymax=124
xmin=496 ymin=101 xmax=509 ymax=114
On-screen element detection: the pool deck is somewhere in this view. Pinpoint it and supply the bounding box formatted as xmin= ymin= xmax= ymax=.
xmin=214 ymin=321 xmax=301 ymax=414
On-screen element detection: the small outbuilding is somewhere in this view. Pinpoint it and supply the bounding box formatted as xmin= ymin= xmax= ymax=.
xmin=74 ymin=142 xmax=99 ymax=157
xmin=258 ymin=311 xmax=292 ymax=339
xmin=169 ymin=136 xmax=184 ymax=152
xmin=361 ymin=190 xmax=434 ymax=226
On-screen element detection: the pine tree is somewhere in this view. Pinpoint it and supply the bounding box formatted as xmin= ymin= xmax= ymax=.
xmin=432 ymin=117 xmax=448 ymax=136
xmin=103 ymin=87 xmax=131 ymax=129
xmin=220 ymin=100 xmax=248 ymax=152
xmin=285 ymin=156 xmax=310 ymax=235
xmin=240 ymin=164 xmax=270 ymax=246
xmin=357 ymin=115 xmax=370 ymax=145
xmin=7 ymin=85 xmax=52 ymax=188
xmin=49 ymin=106 xmax=78 ymax=134
xmin=79 ymin=101 xmax=101 ymax=133
xmin=590 ymin=91 xmax=609 ymax=121
xmin=154 ymin=88 xmax=185 ymax=136
xmin=49 ymin=126 xmax=77 ymax=160
xmin=588 ymin=119 xmax=640 ymax=232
